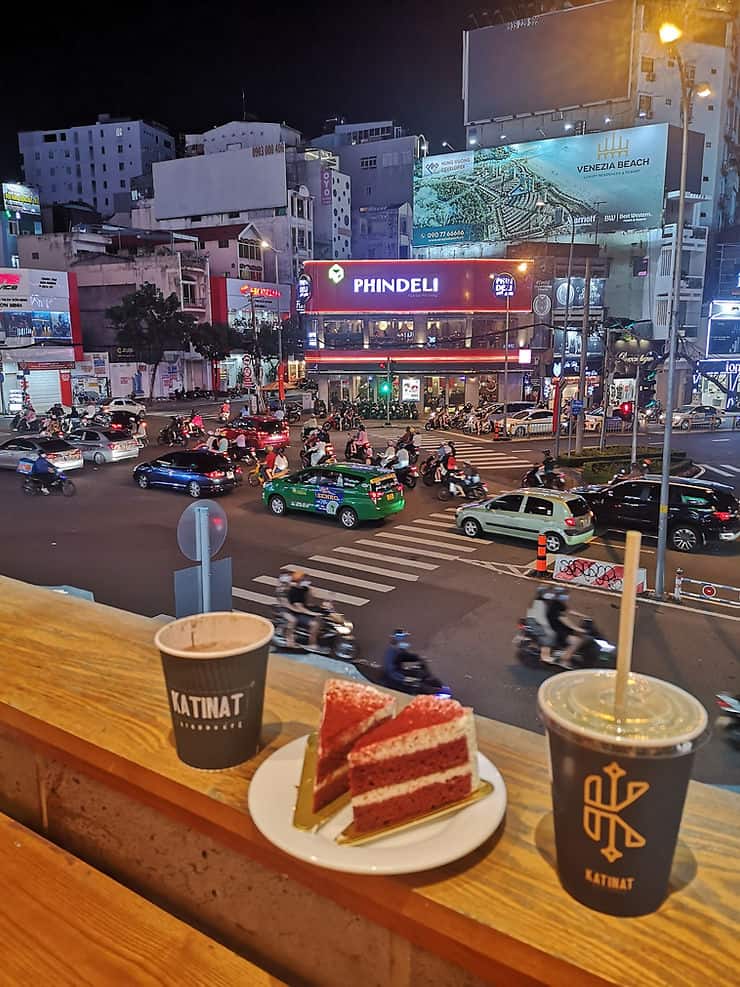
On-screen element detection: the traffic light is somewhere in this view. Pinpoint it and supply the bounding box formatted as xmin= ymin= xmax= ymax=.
xmin=379 ymin=380 xmax=391 ymax=396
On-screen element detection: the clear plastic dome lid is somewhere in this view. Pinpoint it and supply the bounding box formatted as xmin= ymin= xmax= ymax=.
xmin=538 ymin=669 xmax=708 ymax=753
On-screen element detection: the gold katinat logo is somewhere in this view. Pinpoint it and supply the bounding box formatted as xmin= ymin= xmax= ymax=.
xmin=596 ymin=134 xmax=630 ymax=161
xmin=583 ymin=761 xmax=649 ymax=863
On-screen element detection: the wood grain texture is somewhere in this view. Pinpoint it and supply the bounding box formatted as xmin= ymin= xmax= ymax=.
xmin=0 ymin=576 xmax=738 ymax=987
xmin=0 ymin=811 xmax=284 ymax=985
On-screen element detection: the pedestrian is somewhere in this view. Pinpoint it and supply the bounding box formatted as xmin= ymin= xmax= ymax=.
xmin=135 ymin=419 xmax=148 ymax=446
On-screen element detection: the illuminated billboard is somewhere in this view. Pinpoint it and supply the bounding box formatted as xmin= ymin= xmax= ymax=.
xmin=413 ymin=125 xmax=670 ymax=246
xmin=0 ymin=268 xmax=75 ymax=344
xmin=464 ymin=0 xmax=633 ymax=125
xmin=2 ymin=182 xmax=40 ymax=216
xmin=302 ymin=260 xmax=533 ymax=314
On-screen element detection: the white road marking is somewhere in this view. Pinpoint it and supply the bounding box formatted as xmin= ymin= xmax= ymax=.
xmin=408 ymin=518 xmax=457 ymax=529
xmin=309 ymin=554 xmax=418 ymax=581
xmin=334 ymin=546 xmax=438 ymax=570
xmin=356 ymin=538 xmax=459 ymax=561
xmin=429 ymin=512 xmax=458 ymax=520
xmin=254 ymin=574 xmax=369 ymax=607
xmin=375 ymin=531 xmax=476 ymax=552
xmin=712 ymin=438 xmax=731 ymax=442
xmin=280 ymin=564 xmax=394 ymax=593
xmin=701 ymin=464 xmax=735 ymax=477
xmin=395 ymin=524 xmax=472 ymax=543
xmin=721 ymin=464 xmax=740 ymax=473
xmin=232 ymin=587 xmax=276 ymax=607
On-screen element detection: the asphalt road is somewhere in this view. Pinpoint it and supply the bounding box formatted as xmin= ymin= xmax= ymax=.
xmin=1 ymin=418 xmax=738 ymax=786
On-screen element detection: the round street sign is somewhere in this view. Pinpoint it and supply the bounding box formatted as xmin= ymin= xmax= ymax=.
xmin=701 ymin=584 xmax=717 ymax=599
xmin=177 ymin=500 xmax=228 ymax=561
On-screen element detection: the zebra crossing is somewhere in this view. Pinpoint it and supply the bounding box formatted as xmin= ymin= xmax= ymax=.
xmin=700 ymin=463 xmax=740 ymax=480
xmin=231 ymin=508 xmax=486 ymax=614
xmin=419 ymin=439 xmax=534 ymax=473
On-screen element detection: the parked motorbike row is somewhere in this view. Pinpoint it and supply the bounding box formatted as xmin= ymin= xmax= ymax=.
xmin=424 ymin=402 xmax=512 ymax=434
xmin=321 ymin=401 xmax=418 ymax=431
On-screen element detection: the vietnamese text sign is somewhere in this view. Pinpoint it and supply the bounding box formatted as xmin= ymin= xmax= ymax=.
xmin=413 ymin=124 xmax=670 ymax=246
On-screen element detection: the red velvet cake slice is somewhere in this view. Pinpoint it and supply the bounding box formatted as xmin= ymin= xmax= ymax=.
xmin=347 ymin=696 xmax=479 ymax=832
xmin=312 ymin=679 xmax=396 ymax=812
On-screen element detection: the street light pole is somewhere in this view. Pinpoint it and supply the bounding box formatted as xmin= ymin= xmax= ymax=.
xmin=575 ymin=255 xmax=592 ymax=454
xmin=656 ymin=50 xmax=691 ymax=599
xmin=554 ymin=206 xmax=576 ymax=460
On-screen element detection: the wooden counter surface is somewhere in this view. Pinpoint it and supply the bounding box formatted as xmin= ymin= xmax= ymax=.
xmin=0 ymin=576 xmax=737 ymax=986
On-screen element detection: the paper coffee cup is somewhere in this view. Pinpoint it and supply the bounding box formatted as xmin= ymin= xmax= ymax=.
xmin=538 ymin=669 xmax=708 ymax=917
xmin=155 ymin=611 xmax=274 ymax=770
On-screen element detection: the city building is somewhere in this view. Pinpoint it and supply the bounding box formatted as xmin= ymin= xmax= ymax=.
xmin=301 ymin=258 xmax=535 ymax=409
xmin=289 ymin=148 xmax=352 ymax=262
xmin=136 ymin=131 xmax=314 ymax=284
xmin=311 ymin=119 xmax=423 ymax=258
xmin=1 ymin=183 xmax=43 ymax=269
xmin=184 ymin=121 xmax=301 ymax=156
xmin=18 ymin=115 xmax=175 ymax=218
xmin=17 ymin=228 xmax=212 ymax=397
xmin=0 ymin=266 xmax=83 ymax=413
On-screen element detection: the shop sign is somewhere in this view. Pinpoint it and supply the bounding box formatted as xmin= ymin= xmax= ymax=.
xmin=518 ymin=348 xmax=532 ymax=365
xmin=20 ymin=361 xmax=73 ymax=371
xmin=302 ymin=259 xmax=533 ymax=314
xmin=401 ymin=377 xmax=421 ymax=402
xmin=239 ymin=284 xmax=281 ymax=298
xmin=320 ymin=169 xmax=332 ymax=205
xmin=296 ymin=273 xmax=313 ymax=309
xmin=492 ymin=273 xmax=516 ymax=298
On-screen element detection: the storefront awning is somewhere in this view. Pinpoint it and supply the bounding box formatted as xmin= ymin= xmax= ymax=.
xmin=304 ymin=348 xmax=531 ymax=375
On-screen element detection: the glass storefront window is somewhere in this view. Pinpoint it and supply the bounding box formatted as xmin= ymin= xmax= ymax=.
xmin=323 ymin=320 xmax=363 ymax=349
xmin=478 ymin=374 xmax=499 ymax=403
xmin=448 ymin=376 xmax=466 ymax=406
xmin=427 ymin=319 xmax=466 ymax=348
xmin=368 ymin=319 xmax=414 ymax=348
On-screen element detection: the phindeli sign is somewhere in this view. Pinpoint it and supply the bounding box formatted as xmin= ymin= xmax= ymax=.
xmin=352 ymin=275 xmax=440 ymax=295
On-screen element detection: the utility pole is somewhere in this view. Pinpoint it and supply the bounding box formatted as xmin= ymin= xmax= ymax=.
xmin=575 ymin=255 xmax=591 ymax=453
xmin=631 ymin=362 xmax=641 ymax=465
xmin=384 ymin=359 xmax=392 ymax=426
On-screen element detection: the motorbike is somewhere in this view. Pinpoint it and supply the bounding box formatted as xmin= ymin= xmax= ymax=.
xmin=12 ymin=414 xmax=42 ymax=433
xmin=715 ymin=693 xmax=740 ymax=739
xmin=394 ymin=464 xmax=418 ymax=489
xmin=344 ymin=439 xmax=374 ymax=464
xmin=285 ymin=405 xmax=302 ymax=424
xmin=22 ymin=470 xmax=76 ymax=497
xmin=513 ymin=615 xmax=616 ymax=670
xmin=522 ymin=467 xmax=566 ymax=491
xmin=158 ymin=419 xmax=187 ymax=446
xmin=420 ymin=454 xmax=441 ymax=486
xmin=272 ymin=596 xmax=357 ymax=661
xmin=438 ymin=468 xmax=488 ymax=501
xmin=424 ymin=409 xmax=449 ymax=431
xmin=348 ymin=647 xmax=452 ymax=698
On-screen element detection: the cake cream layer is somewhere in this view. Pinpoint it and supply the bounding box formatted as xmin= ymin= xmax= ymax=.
xmin=351 ymin=764 xmax=473 ymax=807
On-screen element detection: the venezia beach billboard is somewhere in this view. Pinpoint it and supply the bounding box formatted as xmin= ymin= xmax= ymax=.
xmin=413 ymin=124 xmax=672 ymax=247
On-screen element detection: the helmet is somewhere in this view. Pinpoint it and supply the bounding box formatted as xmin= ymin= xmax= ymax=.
xmin=291 ymin=569 xmax=305 ymax=583
xmin=390 ymin=628 xmax=410 ymax=646
xmin=554 ymin=585 xmax=570 ymax=602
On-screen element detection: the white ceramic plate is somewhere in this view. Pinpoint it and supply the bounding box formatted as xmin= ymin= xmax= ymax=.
xmin=248 ymin=734 xmax=507 ymax=875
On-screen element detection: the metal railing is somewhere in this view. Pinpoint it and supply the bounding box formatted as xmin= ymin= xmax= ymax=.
xmin=673 ymin=568 xmax=740 ymax=608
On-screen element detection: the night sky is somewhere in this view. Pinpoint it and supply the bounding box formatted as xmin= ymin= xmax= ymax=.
xmin=0 ymin=0 xmax=485 ymax=184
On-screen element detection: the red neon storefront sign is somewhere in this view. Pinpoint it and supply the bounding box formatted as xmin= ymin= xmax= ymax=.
xmin=303 ymin=259 xmax=533 ymax=314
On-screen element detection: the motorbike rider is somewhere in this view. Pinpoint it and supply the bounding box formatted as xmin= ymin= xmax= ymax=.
xmin=528 ymin=585 xmax=584 ymax=668
xmin=31 ymin=451 xmax=57 ymax=495
xmin=382 ymin=629 xmax=429 ymax=682
xmin=380 ymin=440 xmax=397 ymax=469
xmin=281 ymin=570 xmax=320 ymax=649
xmin=189 ymin=410 xmax=204 ymax=434
xmin=542 ymin=450 xmax=556 ymax=479
xmin=273 ymin=448 xmax=289 ymax=476
xmin=263 ymin=445 xmax=277 ymax=480
xmin=310 ymin=436 xmax=329 ymax=467
xmin=394 ymin=444 xmax=410 ymax=480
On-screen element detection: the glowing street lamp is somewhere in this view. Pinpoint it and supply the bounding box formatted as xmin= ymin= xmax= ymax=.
xmin=659 ymin=22 xmax=683 ymax=45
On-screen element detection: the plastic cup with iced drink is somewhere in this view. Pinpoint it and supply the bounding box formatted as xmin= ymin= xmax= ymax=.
xmin=538 ymin=668 xmax=708 ymax=916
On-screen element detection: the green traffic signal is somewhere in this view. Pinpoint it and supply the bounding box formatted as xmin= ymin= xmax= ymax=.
xmin=379 ymin=381 xmax=391 ymax=396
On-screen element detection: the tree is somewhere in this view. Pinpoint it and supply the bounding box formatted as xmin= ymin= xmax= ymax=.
xmin=186 ymin=322 xmax=240 ymax=361
xmin=107 ymin=283 xmax=197 ymax=398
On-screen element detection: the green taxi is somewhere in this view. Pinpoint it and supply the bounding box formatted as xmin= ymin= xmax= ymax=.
xmin=262 ymin=464 xmax=405 ymax=529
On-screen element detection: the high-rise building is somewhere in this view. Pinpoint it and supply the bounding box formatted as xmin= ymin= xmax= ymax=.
xmin=18 ymin=115 xmax=175 ymax=218
xmin=311 ymin=119 xmax=423 ymax=258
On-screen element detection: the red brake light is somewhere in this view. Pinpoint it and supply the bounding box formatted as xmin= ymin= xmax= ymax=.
xmin=712 ymin=510 xmax=731 ymax=522
xmin=369 ymin=490 xmax=381 ymax=504
xmin=396 ymin=483 xmax=403 ymax=494
xmin=107 ymin=443 xmax=116 ymax=450
xmin=207 ymin=470 xmax=225 ymax=479
xmin=564 ymin=516 xmax=577 ymax=528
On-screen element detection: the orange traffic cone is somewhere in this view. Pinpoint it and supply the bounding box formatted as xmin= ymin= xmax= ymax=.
xmin=530 ymin=532 xmax=550 ymax=578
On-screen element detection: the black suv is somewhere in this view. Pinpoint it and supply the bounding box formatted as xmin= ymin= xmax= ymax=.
xmin=574 ymin=476 xmax=740 ymax=553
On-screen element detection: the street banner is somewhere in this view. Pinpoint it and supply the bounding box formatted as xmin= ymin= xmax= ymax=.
xmin=553 ymin=556 xmax=647 ymax=594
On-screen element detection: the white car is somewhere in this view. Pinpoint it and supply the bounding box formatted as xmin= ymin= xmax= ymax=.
xmin=506 ymin=408 xmax=554 ymax=438
xmin=101 ymin=397 xmax=146 ymax=416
